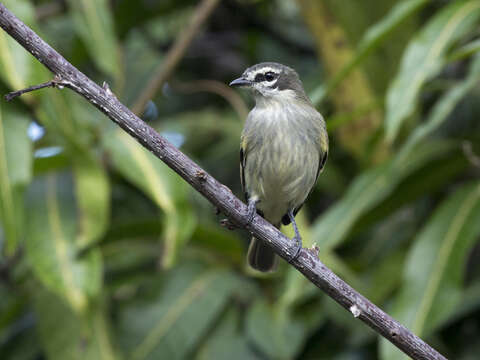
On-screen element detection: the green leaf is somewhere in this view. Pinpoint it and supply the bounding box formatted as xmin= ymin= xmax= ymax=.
xmin=190 ymin=222 xmax=244 ymax=264
xmin=36 ymin=91 xmax=98 ymax=149
xmin=0 ymin=282 xmax=40 ymax=360
xmin=34 ymin=286 xmax=117 ymax=360
xmin=35 ymin=92 xmax=111 ymax=249
xmin=0 ymin=0 xmax=36 ymax=96
xmin=311 ymin=140 xmax=455 ymax=252
xmin=398 ymin=53 xmax=480 ymax=157
xmin=25 ymin=173 xmax=102 ymax=312
xmin=438 ymin=281 xmax=480 ymax=331
xmin=0 ymin=323 xmax=39 ymax=360
xmin=311 ymin=54 xmax=480 ymax=251
xmin=196 ymin=309 xmax=261 ymax=360
xmin=123 ymin=30 xmax=163 ymax=106
xmin=447 ymin=38 xmax=480 ymax=63
xmin=73 ymin=151 xmax=110 ymax=249
xmin=243 ymin=215 xmax=326 ymax=360
xmin=118 ymin=264 xmax=240 ymax=360
xmin=104 ymin=129 xmax=196 ymax=267
xmin=0 ymin=105 xmax=32 ymax=254
xmin=66 ymin=0 xmax=121 ymax=81
xmin=363 ymin=250 xmax=406 ymax=304
xmin=246 ymin=298 xmax=307 ymax=360
xmin=380 ymin=182 xmax=480 ymax=359
xmin=354 ymin=146 xmax=468 ymax=237
xmin=385 ymin=0 xmax=480 ymax=141
xmin=310 ymin=0 xmax=431 ymax=105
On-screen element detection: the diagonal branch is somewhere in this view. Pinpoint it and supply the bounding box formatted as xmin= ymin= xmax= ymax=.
xmin=0 ymin=3 xmax=445 ymax=360
xmin=131 ymin=0 xmax=220 ymax=115
xmin=171 ymin=79 xmax=249 ymax=120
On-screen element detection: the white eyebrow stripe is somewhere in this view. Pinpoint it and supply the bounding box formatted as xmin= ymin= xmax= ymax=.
xmin=246 ymin=67 xmax=279 ymax=81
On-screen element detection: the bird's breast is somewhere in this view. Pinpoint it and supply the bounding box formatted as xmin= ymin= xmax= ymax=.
xmin=242 ymin=102 xmax=321 ymax=219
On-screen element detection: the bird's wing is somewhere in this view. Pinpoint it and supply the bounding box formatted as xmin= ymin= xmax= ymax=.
xmin=240 ymin=136 xmax=248 ymax=201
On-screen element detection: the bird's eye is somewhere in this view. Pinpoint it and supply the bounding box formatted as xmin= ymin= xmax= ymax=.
xmin=254 ymin=73 xmax=265 ymax=82
xmin=265 ymin=72 xmax=275 ymax=81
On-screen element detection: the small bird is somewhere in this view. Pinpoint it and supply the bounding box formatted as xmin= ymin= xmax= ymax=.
xmin=230 ymin=62 xmax=328 ymax=272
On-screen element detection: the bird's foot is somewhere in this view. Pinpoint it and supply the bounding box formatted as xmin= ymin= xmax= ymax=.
xmin=245 ymin=198 xmax=259 ymax=227
xmin=287 ymin=209 xmax=302 ymax=262
xmin=219 ymin=198 xmax=258 ymax=230
xmin=287 ymin=234 xmax=302 ymax=263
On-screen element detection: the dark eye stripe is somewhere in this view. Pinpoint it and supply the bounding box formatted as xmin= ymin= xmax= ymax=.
xmin=253 ymin=71 xmax=279 ymax=83
xmin=254 ymin=73 xmax=265 ymax=82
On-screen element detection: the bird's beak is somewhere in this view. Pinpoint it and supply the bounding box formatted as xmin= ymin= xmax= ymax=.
xmin=229 ymin=77 xmax=251 ymax=87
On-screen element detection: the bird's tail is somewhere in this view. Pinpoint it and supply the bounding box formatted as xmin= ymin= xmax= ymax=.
xmin=247 ymin=223 xmax=279 ymax=272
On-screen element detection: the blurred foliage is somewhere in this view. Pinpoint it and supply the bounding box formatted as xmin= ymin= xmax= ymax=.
xmin=0 ymin=0 xmax=480 ymax=359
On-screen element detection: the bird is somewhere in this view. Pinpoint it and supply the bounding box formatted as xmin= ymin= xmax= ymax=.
xmin=229 ymin=62 xmax=328 ymax=272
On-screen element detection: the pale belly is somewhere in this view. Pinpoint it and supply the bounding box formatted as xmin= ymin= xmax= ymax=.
xmin=244 ymin=134 xmax=319 ymax=223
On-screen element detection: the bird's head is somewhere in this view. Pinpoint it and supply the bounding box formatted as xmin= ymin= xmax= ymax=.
xmin=229 ymin=62 xmax=308 ymax=103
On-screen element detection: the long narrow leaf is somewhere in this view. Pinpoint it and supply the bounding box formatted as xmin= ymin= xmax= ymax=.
xmin=398 ymin=53 xmax=480 ymax=158
xmin=104 ymin=129 xmax=196 ymax=267
xmin=0 ymin=105 xmax=31 ymax=254
xmin=25 ymin=173 xmax=102 ymax=312
xmin=310 ymin=0 xmax=431 ymax=105
xmin=311 ymin=54 xmax=480 ymax=251
xmin=196 ymin=309 xmax=261 ymax=360
xmin=380 ymin=182 xmax=480 ymax=359
xmin=311 ymin=141 xmax=456 ymax=251
xmin=35 ymin=286 xmax=117 ymax=360
xmin=385 ymin=0 xmax=480 ymax=141
xmin=73 ymin=152 xmax=110 ymax=249
xmin=67 ymin=0 xmax=121 ymax=81
xmin=118 ymin=265 xmax=241 ymax=360
xmin=0 ymin=0 xmax=33 ymax=90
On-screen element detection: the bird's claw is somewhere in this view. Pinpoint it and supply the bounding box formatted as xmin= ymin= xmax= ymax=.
xmin=287 ymin=209 xmax=302 ymax=262
xmin=220 ymin=218 xmax=237 ymax=230
xmin=245 ymin=198 xmax=259 ymax=227
xmin=288 ymin=235 xmax=302 ymax=263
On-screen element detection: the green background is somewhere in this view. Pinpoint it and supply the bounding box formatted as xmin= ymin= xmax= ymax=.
xmin=1 ymin=0 xmax=480 ymax=359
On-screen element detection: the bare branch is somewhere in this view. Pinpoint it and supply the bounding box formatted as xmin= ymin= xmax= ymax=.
xmin=3 ymin=74 xmax=69 ymax=101
xmin=0 ymin=4 xmax=446 ymax=360
xmin=4 ymin=78 xmax=57 ymax=101
xmin=462 ymin=140 xmax=480 ymax=169
xmin=131 ymin=0 xmax=220 ymax=115
xmin=171 ymin=79 xmax=249 ymax=120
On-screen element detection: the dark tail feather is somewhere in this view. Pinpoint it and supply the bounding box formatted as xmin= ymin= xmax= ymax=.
xmin=247 ymin=237 xmax=278 ymax=272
